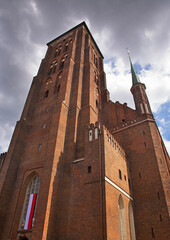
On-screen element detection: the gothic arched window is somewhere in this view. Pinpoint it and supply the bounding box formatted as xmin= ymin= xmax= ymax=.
xmin=64 ymin=42 xmax=69 ymax=52
xmin=48 ymin=60 xmax=57 ymax=76
xmin=53 ymin=72 xmax=62 ymax=94
xmin=54 ymin=46 xmax=62 ymax=58
xmin=118 ymin=195 xmax=127 ymax=240
xmin=59 ymin=54 xmax=68 ymax=70
xmin=52 ymin=62 xmax=58 ymax=74
xmin=128 ymin=202 xmax=136 ymax=240
xmin=19 ymin=176 xmax=40 ymax=230
xmin=60 ymin=58 xmax=65 ymax=70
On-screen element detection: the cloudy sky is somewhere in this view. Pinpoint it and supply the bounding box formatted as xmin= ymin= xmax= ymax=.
xmin=0 ymin=0 xmax=170 ymax=154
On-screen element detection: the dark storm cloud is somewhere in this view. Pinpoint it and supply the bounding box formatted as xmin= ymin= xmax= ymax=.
xmin=0 ymin=0 xmax=170 ymax=151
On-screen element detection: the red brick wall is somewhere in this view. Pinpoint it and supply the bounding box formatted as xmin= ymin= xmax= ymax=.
xmin=112 ymin=119 xmax=170 ymax=240
xmin=104 ymin=127 xmax=132 ymax=240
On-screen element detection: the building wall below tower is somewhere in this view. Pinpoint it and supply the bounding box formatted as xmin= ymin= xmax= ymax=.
xmin=112 ymin=119 xmax=170 ymax=240
xmin=103 ymin=127 xmax=133 ymax=240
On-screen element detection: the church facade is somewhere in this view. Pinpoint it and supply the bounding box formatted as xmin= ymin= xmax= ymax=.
xmin=0 ymin=22 xmax=169 ymax=240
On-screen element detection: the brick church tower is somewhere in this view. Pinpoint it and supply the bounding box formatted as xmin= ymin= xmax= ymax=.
xmin=0 ymin=22 xmax=169 ymax=240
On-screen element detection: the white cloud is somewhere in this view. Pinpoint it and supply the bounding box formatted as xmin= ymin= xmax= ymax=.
xmin=0 ymin=123 xmax=14 ymax=152
xmin=159 ymin=118 xmax=166 ymax=126
xmin=23 ymin=0 xmax=40 ymax=16
xmin=105 ymin=59 xmax=134 ymax=107
xmin=93 ymin=27 xmax=113 ymax=58
xmin=144 ymin=29 xmax=154 ymax=41
xmin=30 ymin=0 xmax=39 ymax=15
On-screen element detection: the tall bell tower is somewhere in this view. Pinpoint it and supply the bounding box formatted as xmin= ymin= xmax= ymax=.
xmin=0 ymin=22 xmax=106 ymax=240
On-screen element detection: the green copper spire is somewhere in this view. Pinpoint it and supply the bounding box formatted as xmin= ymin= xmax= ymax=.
xmin=128 ymin=51 xmax=141 ymax=85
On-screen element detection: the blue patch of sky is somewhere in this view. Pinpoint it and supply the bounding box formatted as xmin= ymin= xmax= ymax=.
xmin=144 ymin=64 xmax=151 ymax=70
xmin=104 ymin=57 xmax=117 ymax=66
xmin=113 ymin=71 xmax=119 ymax=76
xmin=154 ymin=101 xmax=170 ymax=141
xmin=104 ymin=58 xmax=151 ymax=77
xmin=133 ymin=63 xmax=142 ymax=74
xmin=133 ymin=63 xmax=151 ymax=75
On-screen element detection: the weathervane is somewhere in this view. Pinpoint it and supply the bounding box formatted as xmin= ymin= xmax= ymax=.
xmin=126 ymin=47 xmax=131 ymax=62
xmin=126 ymin=47 xmax=130 ymax=56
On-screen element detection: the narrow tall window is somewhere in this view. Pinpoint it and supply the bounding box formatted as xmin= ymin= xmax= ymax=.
xmin=151 ymin=227 xmax=155 ymax=238
xmin=119 ymin=169 xmax=122 ymax=180
xmin=48 ymin=66 xmax=53 ymax=76
xmin=54 ymin=46 xmax=62 ymax=57
xmin=52 ymin=62 xmax=57 ymax=73
xmin=48 ymin=61 xmax=57 ymax=75
xmin=54 ymin=49 xmax=58 ymax=58
xmin=38 ymin=144 xmax=42 ymax=151
xmin=57 ymin=84 xmax=60 ymax=93
xmin=60 ymin=59 xmax=65 ymax=70
xmin=96 ymin=100 xmax=98 ymax=108
xmin=95 ymin=128 xmax=98 ymax=139
xmin=64 ymin=43 xmax=69 ymax=52
xmin=59 ymin=54 xmax=68 ymax=70
xmin=88 ymin=166 xmax=91 ymax=173
xmin=89 ymin=130 xmax=92 ymax=141
xmin=19 ymin=176 xmax=40 ymax=230
xmin=54 ymin=73 xmax=62 ymax=94
xmin=44 ymin=90 xmax=49 ymax=98
xmin=128 ymin=179 xmax=131 ymax=188
xmin=157 ymin=192 xmax=160 ymax=200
